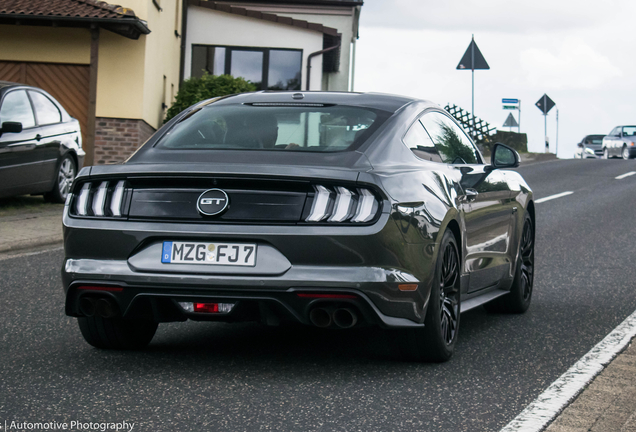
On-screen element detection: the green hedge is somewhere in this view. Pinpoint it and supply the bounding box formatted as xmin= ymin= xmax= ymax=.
xmin=165 ymin=73 xmax=257 ymax=123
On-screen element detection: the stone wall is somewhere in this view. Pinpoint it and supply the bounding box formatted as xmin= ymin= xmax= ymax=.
xmin=94 ymin=117 xmax=156 ymax=165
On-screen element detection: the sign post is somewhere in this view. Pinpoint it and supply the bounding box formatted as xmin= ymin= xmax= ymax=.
xmin=535 ymin=94 xmax=555 ymax=153
xmin=457 ymin=35 xmax=490 ymax=136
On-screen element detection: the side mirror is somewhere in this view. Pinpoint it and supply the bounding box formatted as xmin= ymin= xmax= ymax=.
xmin=577 ymin=142 xmax=584 ymax=148
xmin=491 ymin=142 xmax=520 ymax=169
xmin=1 ymin=121 xmax=22 ymax=134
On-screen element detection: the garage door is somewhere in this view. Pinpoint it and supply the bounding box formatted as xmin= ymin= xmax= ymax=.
xmin=0 ymin=61 xmax=89 ymax=148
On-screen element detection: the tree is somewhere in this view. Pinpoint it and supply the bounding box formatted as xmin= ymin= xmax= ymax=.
xmin=165 ymin=74 xmax=257 ymax=123
xmin=435 ymin=122 xmax=478 ymax=164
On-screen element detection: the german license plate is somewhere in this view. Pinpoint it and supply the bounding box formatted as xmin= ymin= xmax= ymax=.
xmin=161 ymin=241 xmax=257 ymax=266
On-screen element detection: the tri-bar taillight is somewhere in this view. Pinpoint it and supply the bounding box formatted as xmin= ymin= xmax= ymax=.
xmin=306 ymin=185 xmax=379 ymax=223
xmin=72 ymin=180 xmax=127 ymax=217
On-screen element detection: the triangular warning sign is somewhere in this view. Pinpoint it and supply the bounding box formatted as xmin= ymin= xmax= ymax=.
xmin=503 ymin=113 xmax=518 ymax=127
xmin=456 ymin=39 xmax=490 ymax=70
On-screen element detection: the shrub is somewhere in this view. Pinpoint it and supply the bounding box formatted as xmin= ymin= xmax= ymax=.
xmin=165 ymin=74 xmax=257 ymax=122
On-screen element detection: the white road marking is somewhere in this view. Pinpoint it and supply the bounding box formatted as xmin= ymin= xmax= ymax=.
xmin=615 ymin=171 xmax=636 ymax=180
xmin=534 ymin=191 xmax=574 ymax=204
xmin=500 ymin=309 xmax=636 ymax=432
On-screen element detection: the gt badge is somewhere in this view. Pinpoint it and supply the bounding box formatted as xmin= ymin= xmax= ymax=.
xmin=197 ymin=189 xmax=229 ymax=216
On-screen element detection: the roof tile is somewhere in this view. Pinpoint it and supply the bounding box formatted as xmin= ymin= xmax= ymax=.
xmin=0 ymin=0 xmax=138 ymax=20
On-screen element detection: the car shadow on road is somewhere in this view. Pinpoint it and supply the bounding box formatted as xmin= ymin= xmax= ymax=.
xmin=69 ymin=306 xmax=524 ymax=371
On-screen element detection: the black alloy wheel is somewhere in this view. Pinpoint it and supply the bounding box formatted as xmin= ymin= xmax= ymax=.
xmin=439 ymin=241 xmax=460 ymax=344
xmin=485 ymin=212 xmax=534 ymax=314
xmin=396 ymin=229 xmax=461 ymax=362
xmin=44 ymin=155 xmax=76 ymax=203
xmin=518 ymin=218 xmax=534 ymax=302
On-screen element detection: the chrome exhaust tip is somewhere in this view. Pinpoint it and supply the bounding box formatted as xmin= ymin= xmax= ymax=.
xmin=333 ymin=308 xmax=358 ymax=329
xmin=79 ymin=296 xmax=96 ymax=317
xmin=95 ymin=298 xmax=119 ymax=319
xmin=309 ymin=308 xmax=332 ymax=328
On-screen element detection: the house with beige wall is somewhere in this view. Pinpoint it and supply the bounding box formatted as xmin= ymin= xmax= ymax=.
xmin=0 ymin=0 xmax=362 ymax=165
xmin=0 ymin=0 xmax=182 ymax=165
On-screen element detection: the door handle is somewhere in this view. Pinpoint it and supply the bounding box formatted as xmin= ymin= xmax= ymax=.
xmin=464 ymin=188 xmax=478 ymax=202
xmin=35 ymin=134 xmax=42 ymax=141
xmin=512 ymin=207 xmax=518 ymax=213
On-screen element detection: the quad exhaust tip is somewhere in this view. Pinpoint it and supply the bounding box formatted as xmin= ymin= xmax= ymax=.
xmin=332 ymin=308 xmax=357 ymax=329
xmin=309 ymin=307 xmax=358 ymax=328
xmin=79 ymin=297 xmax=96 ymax=317
xmin=309 ymin=307 xmax=332 ymax=328
xmin=79 ymin=296 xmax=119 ymax=318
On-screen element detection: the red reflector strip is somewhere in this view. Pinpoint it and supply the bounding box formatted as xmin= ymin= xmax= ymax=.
xmin=76 ymin=286 xmax=123 ymax=292
xmin=296 ymin=293 xmax=357 ymax=299
xmin=194 ymin=303 xmax=219 ymax=313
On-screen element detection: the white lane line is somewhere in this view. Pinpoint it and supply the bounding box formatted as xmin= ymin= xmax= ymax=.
xmin=500 ymin=309 xmax=636 ymax=432
xmin=534 ymin=191 xmax=574 ymax=204
xmin=615 ymin=171 xmax=636 ymax=180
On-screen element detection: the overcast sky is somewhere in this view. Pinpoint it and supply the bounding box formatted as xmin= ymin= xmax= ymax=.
xmin=354 ymin=0 xmax=636 ymax=158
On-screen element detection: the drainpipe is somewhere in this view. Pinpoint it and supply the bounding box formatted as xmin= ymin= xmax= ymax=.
xmin=178 ymin=0 xmax=189 ymax=88
xmin=306 ymin=42 xmax=341 ymax=91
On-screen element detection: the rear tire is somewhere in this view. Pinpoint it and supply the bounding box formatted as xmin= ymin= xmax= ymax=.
xmin=44 ymin=155 xmax=76 ymax=203
xmin=484 ymin=213 xmax=534 ymax=314
xmin=622 ymin=146 xmax=631 ymax=160
xmin=397 ymin=229 xmax=461 ymax=362
xmin=78 ymin=316 xmax=158 ymax=350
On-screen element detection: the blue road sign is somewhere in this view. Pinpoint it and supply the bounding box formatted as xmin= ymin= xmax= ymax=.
xmin=502 ymin=98 xmax=519 ymax=104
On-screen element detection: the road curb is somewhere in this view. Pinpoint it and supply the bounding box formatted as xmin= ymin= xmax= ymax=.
xmin=0 ymin=236 xmax=63 ymax=254
xmin=501 ymin=309 xmax=636 ymax=432
xmin=520 ymin=153 xmax=559 ymax=166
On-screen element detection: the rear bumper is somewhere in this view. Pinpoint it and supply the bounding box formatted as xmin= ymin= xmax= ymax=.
xmin=62 ymin=210 xmax=436 ymax=328
xmin=63 ymin=279 xmax=424 ymax=329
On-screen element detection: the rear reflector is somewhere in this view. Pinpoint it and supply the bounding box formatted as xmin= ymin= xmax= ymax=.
xmin=398 ymin=284 xmax=419 ymax=291
xmin=178 ymin=302 xmax=235 ymax=314
xmin=296 ymin=293 xmax=357 ymax=299
xmin=76 ymin=285 xmax=124 ymax=292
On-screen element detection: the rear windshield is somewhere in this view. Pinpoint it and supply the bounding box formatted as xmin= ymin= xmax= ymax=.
xmin=623 ymin=126 xmax=636 ymax=136
xmin=156 ymin=103 xmax=389 ymax=152
xmin=585 ymin=135 xmax=604 ymax=145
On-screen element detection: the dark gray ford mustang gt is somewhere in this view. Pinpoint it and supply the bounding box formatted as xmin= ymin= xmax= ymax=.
xmin=62 ymin=91 xmax=534 ymax=361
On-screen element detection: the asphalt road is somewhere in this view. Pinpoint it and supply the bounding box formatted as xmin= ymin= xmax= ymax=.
xmin=2 ymin=159 xmax=636 ymax=431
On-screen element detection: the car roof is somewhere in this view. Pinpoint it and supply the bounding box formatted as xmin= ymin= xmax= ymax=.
xmin=0 ymin=80 xmax=22 ymax=91
xmin=211 ymin=91 xmax=421 ymax=114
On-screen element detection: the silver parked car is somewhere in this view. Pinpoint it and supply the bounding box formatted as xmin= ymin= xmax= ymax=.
xmin=602 ymin=126 xmax=636 ymax=159
xmin=574 ymin=134 xmax=604 ymax=159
